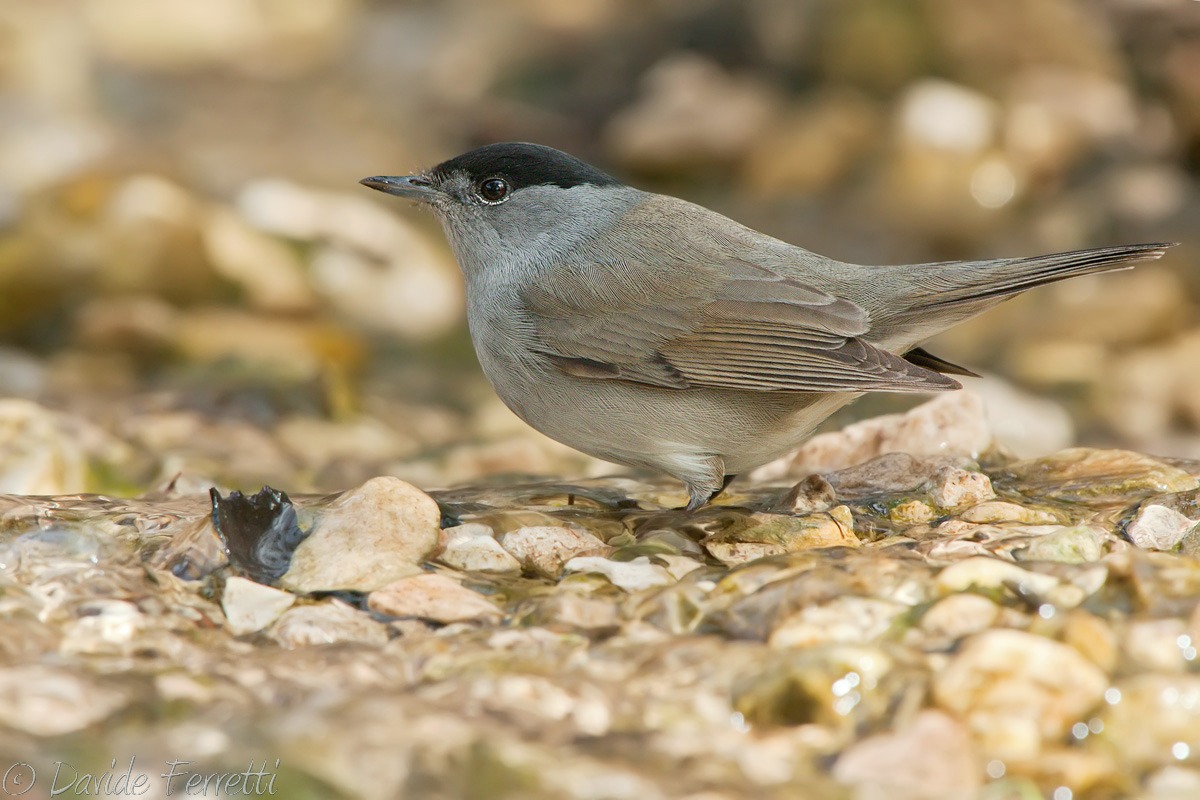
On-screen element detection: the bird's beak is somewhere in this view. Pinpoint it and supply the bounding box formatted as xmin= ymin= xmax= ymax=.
xmin=359 ymin=175 xmax=440 ymax=201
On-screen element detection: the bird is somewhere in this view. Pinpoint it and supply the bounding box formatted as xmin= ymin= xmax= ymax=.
xmin=361 ymin=142 xmax=1173 ymax=510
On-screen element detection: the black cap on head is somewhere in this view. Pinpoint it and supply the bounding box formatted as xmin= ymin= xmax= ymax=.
xmin=431 ymin=143 xmax=621 ymax=191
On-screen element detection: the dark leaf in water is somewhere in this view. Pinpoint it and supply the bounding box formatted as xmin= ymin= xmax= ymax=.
xmin=210 ymin=486 xmax=308 ymax=584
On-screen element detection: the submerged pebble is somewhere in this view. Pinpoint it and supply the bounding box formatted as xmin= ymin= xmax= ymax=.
xmin=933 ymin=629 xmax=1109 ymax=760
xmin=367 ymin=573 xmax=502 ymax=623
xmin=498 ymin=525 xmax=610 ymax=578
xmin=221 ymin=575 xmax=296 ymax=635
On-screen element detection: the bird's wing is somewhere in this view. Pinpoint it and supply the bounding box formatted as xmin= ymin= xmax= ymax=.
xmin=522 ymin=249 xmax=960 ymax=394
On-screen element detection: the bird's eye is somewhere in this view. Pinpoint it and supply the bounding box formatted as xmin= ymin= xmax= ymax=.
xmin=478 ymin=178 xmax=510 ymax=203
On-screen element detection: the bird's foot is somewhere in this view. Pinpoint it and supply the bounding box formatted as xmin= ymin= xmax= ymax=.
xmin=683 ymin=474 xmax=738 ymax=511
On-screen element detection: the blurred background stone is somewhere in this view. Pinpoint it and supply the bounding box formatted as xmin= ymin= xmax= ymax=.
xmin=0 ymin=0 xmax=1194 ymax=500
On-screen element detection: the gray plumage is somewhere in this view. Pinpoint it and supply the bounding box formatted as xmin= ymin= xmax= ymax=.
xmin=362 ymin=142 xmax=1173 ymax=510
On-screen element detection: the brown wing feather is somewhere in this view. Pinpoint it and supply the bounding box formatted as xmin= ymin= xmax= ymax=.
xmin=521 ymin=198 xmax=959 ymax=394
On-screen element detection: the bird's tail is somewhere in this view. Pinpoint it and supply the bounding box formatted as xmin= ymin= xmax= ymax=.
xmin=913 ymin=242 xmax=1175 ymax=309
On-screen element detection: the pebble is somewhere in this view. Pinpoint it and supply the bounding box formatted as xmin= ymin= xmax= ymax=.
xmin=498 ymin=525 xmax=610 ymax=578
xmin=0 ymin=665 xmax=129 ymax=736
xmin=777 ymin=473 xmax=837 ymax=515
xmin=1126 ymin=503 xmax=1199 ymax=551
xmin=1122 ymin=618 xmax=1192 ymax=673
xmin=933 ymin=629 xmax=1108 ymax=760
xmin=368 ymin=573 xmax=502 ymax=624
xmin=280 ymin=477 xmax=439 ymax=592
xmin=202 ymin=207 xmax=316 ymax=313
xmin=521 ymin=590 xmax=621 ymax=632
xmin=833 ymin=710 xmax=981 ymax=800
xmin=919 ymin=593 xmax=1000 ymax=641
xmin=269 ymin=599 xmax=389 ymax=648
xmin=563 ymin=556 xmax=673 ymax=592
xmin=220 ymin=576 xmax=296 ymax=635
xmin=439 ymin=523 xmax=522 ymax=573
xmin=1014 ymin=525 xmax=1108 ymax=564
xmin=1003 ymin=448 xmax=1199 ymax=506
xmin=0 ymin=399 xmax=90 ymax=494
xmin=960 ymin=501 xmax=1060 ymax=525
xmin=604 ymin=53 xmax=777 ymax=172
xmin=769 ymin=596 xmax=907 ymax=648
xmin=936 ymin=556 xmax=1060 ymax=596
xmin=890 ymin=499 xmax=936 ymax=525
xmin=1101 ymin=674 xmax=1200 ymax=769
xmin=930 ymin=466 xmax=995 ymax=509
xmin=704 ymin=506 xmax=858 ymax=566
xmin=1062 ymin=610 xmax=1120 ymax=673
xmin=752 ymin=391 xmax=993 ymax=481
xmin=826 ymin=452 xmax=942 ymax=495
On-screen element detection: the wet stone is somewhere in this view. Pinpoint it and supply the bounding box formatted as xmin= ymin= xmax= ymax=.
xmin=732 ymin=645 xmax=925 ymax=736
xmin=753 ymin=391 xmax=993 ymax=482
xmin=933 ymin=629 xmax=1109 ymax=760
xmin=1101 ymin=674 xmax=1200 ymax=770
xmin=269 ymin=598 xmax=389 ymax=648
xmin=368 ymin=573 xmax=502 ymax=624
xmin=279 ymin=477 xmax=439 ymax=592
xmin=999 ymin=448 xmax=1199 ymax=506
xmin=918 ymin=593 xmax=1000 ymax=642
xmin=220 ymin=575 xmax=296 ymax=635
xmin=1125 ymin=490 xmax=1200 ymax=551
xmin=703 ymin=507 xmax=857 ymax=566
xmin=930 ymin=466 xmax=995 ymax=509
xmin=563 ymin=555 xmax=674 ymax=592
xmin=0 ymin=665 xmax=130 ymax=736
xmin=438 ymin=523 xmax=522 ymax=573
xmin=776 ymin=473 xmax=837 ymax=515
xmin=960 ymin=501 xmax=1061 ymax=525
xmin=768 ymin=595 xmax=908 ymax=648
xmin=832 ymin=710 xmax=981 ymax=800
xmin=497 ymin=525 xmax=610 ymax=578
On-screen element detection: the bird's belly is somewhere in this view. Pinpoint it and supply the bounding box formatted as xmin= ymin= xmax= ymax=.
xmin=483 ymin=358 xmax=857 ymax=476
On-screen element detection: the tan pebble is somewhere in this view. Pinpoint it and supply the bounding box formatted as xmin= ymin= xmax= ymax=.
xmin=890 ymin=499 xmax=936 ymax=525
xmin=931 ymin=467 xmax=996 ymax=509
xmin=368 ymin=574 xmax=501 ymax=624
xmin=1125 ymin=504 xmax=1197 ymax=551
xmin=750 ymin=392 xmax=993 ymax=480
xmin=833 ymin=710 xmax=980 ymax=798
xmin=269 ymin=599 xmax=388 ymax=648
xmin=704 ymin=540 xmax=786 ymax=566
xmin=936 ymin=556 xmax=1060 ymax=596
xmin=770 ymin=596 xmax=906 ymax=648
xmin=919 ymin=593 xmax=999 ymax=640
xmin=220 ymin=576 xmax=295 ymax=636
xmin=531 ymin=592 xmax=620 ymax=632
xmin=0 ymin=666 xmax=129 ymax=736
xmin=279 ymin=476 xmax=439 ymax=593
xmin=658 ymin=555 xmax=704 ymax=581
xmin=498 ymin=525 xmax=609 ymax=578
xmin=1101 ymin=674 xmax=1200 ymax=769
xmin=439 ymin=524 xmax=521 ymax=573
xmin=1062 ymin=610 xmax=1118 ymax=673
xmin=933 ymin=629 xmax=1108 ymax=760
xmin=779 ymin=474 xmax=836 ymax=514
xmin=563 ymin=556 xmax=673 ymax=592
xmin=1122 ymin=618 xmax=1191 ymax=673
xmin=961 ymin=501 xmax=1059 ymax=525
